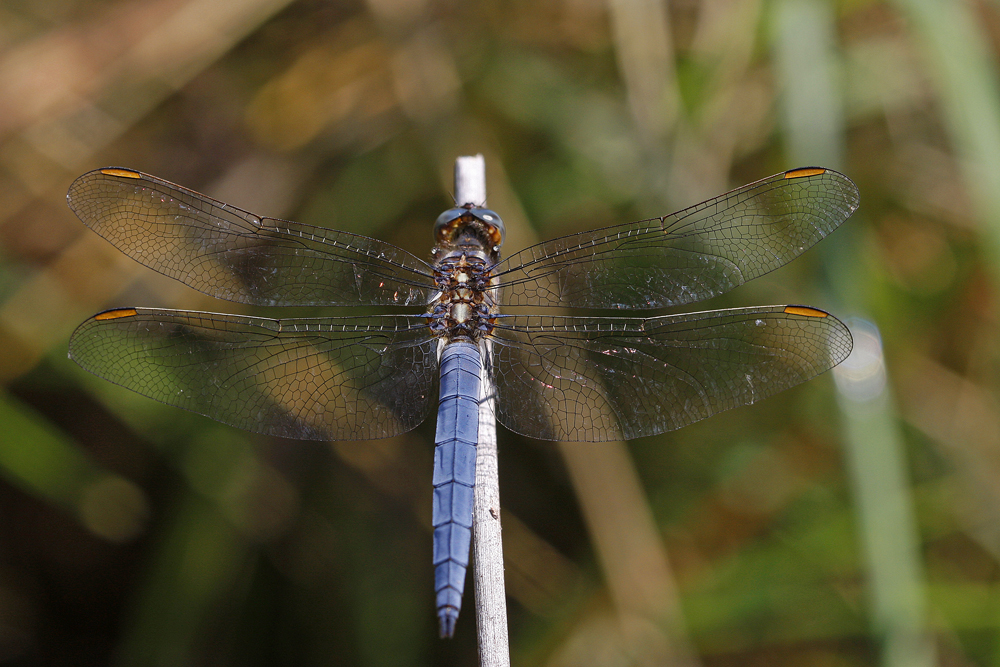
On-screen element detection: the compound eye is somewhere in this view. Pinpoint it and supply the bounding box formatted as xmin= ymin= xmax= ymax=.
xmin=471 ymin=208 xmax=505 ymax=247
xmin=434 ymin=208 xmax=466 ymax=242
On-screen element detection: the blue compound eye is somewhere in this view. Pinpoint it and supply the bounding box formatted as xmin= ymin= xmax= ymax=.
xmin=434 ymin=208 xmax=468 ymax=238
xmin=469 ymin=208 xmax=504 ymax=247
xmin=434 ymin=208 xmax=466 ymax=241
xmin=434 ymin=207 xmax=505 ymax=248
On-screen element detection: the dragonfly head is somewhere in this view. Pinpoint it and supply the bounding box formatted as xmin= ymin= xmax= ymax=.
xmin=434 ymin=206 xmax=505 ymax=251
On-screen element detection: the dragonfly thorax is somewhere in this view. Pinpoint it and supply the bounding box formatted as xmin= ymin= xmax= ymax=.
xmin=427 ymin=248 xmax=498 ymax=342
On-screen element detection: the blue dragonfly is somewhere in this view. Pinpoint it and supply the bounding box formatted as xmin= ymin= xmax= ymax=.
xmin=68 ymin=165 xmax=857 ymax=637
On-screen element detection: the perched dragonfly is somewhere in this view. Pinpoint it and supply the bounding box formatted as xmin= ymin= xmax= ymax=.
xmin=68 ymin=165 xmax=857 ymax=637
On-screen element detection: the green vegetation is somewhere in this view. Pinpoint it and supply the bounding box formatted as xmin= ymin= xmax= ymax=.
xmin=0 ymin=0 xmax=995 ymax=664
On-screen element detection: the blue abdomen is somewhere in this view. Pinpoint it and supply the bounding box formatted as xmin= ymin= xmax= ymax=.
xmin=432 ymin=341 xmax=481 ymax=638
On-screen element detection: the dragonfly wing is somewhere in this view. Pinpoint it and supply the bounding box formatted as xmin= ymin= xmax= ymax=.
xmin=69 ymin=309 xmax=439 ymax=440
xmin=67 ymin=168 xmax=437 ymax=307
xmin=488 ymin=305 xmax=853 ymax=441
xmin=492 ymin=168 xmax=858 ymax=309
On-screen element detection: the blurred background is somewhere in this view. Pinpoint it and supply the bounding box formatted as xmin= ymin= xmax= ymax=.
xmin=0 ymin=0 xmax=996 ymax=664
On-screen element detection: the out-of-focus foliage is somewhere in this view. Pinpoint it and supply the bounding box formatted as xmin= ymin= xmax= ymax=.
xmin=0 ymin=0 xmax=996 ymax=665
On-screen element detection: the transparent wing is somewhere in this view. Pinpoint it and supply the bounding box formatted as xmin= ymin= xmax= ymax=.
xmin=67 ymin=168 xmax=437 ymax=307
xmin=491 ymin=168 xmax=858 ymax=309
xmin=69 ymin=308 xmax=439 ymax=440
xmin=488 ymin=305 xmax=853 ymax=441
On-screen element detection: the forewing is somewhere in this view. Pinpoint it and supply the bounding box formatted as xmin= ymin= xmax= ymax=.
xmin=492 ymin=168 xmax=858 ymax=309
xmin=67 ymin=168 xmax=437 ymax=307
xmin=69 ymin=309 xmax=439 ymax=440
xmin=488 ymin=305 xmax=853 ymax=441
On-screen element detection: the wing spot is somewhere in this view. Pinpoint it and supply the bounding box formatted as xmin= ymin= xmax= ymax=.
xmin=99 ymin=168 xmax=142 ymax=179
xmin=784 ymin=167 xmax=826 ymax=179
xmin=94 ymin=308 xmax=139 ymax=321
xmin=784 ymin=305 xmax=827 ymax=318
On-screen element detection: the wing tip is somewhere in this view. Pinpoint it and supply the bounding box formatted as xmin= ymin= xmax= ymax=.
xmin=782 ymin=167 xmax=860 ymax=212
xmin=783 ymin=305 xmax=855 ymax=365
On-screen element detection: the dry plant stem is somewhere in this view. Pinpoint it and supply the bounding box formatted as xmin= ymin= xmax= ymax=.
xmin=473 ymin=362 xmax=509 ymax=666
xmin=454 ymin=155 xmax=510 ymax=666
xmin=454 ymin=154 xmax=487 ymax=206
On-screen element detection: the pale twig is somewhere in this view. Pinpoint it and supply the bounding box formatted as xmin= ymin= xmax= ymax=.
xmin=454 ymin=155 xmax=510 ymax=667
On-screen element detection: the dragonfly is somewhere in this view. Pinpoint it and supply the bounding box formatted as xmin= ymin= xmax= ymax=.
xmin=67 ymin=165 xmax=858 ymax=637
